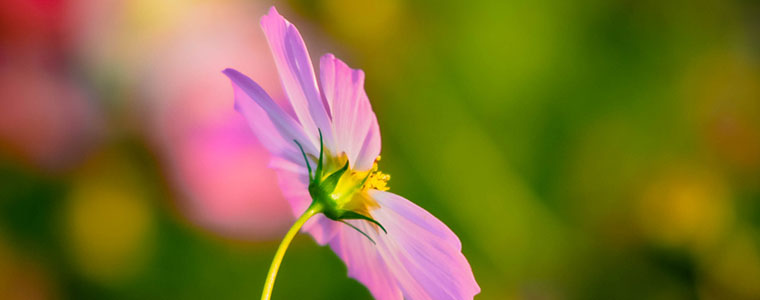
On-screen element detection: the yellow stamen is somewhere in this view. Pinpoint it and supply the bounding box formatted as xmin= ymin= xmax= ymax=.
xmin=364 ymin=170 xmax=390 ymax=191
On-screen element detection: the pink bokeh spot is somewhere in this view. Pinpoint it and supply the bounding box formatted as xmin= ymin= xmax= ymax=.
xmin=0 ymin=54 xmax=99 ymax=171
xmin=110 ymin=2 xmax=295 ymax=240
xmin=174 ymin=111 xmax=291 ymax=238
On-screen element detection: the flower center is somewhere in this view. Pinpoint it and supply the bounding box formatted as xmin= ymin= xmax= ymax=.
xmin=319 ymin=154 xmax=389 ymax=217
xmin=295 ymin=130 xmax=389 ymax=232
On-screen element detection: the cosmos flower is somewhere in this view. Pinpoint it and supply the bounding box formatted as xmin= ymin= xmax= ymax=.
xmin=223 ymin=7 xmax=480 ymax=300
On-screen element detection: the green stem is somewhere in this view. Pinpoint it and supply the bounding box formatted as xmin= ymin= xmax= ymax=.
xmin=261 ymin=202 xmax=323 ymax=300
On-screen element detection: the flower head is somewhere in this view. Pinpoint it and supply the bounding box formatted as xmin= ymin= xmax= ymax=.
xmin=224 ymin=7 xmax=480 ymax=299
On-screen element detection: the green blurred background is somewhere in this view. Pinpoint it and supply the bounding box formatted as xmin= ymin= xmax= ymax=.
xmin=1 ymin=0 xmax=759 ymax=299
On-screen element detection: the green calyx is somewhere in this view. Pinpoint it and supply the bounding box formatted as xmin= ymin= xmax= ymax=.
xmin=294 ymin=129 xmax=387 ymax=243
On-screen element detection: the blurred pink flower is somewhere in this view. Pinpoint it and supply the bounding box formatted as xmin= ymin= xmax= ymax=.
xmin=225 ymin=7 xmax=480 ymax=299
xmin=91 ymin=2 xmax=294 ymax=239
xmin=0 ymin=0 xmax=99 ymax=172
xmin=0 ymin=54 xmax=99 ymax=171
xmin=63 ymin=0 xmax=293 ymax=239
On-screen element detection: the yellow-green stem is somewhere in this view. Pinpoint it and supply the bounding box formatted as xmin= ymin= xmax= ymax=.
xmin=261 ymin=202 xmax=323 ymax=300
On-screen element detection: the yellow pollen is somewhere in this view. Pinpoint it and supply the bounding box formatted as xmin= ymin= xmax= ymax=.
xmin=361 ymin=156 xmax=390 ymax=192
xmin=364 ymin=170 xmax=390 ymax=191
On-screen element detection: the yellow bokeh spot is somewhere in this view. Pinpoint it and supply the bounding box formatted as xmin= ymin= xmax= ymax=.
xmin=322 ymin=0 xmax=402 ymax=48
xmin=637 ymin=166 xmax=733 ymax=249
xmin=64 ymin=152 xmax=154 ymax=284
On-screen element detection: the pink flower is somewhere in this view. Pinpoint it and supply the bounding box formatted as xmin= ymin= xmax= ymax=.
xmin=122 ymin=2 xmax=292 ymax=239
xmin=223 ymin=7 xmax=479 ymax=300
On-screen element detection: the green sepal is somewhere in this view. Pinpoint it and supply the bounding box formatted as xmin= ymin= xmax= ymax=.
xmin=294 ymin=139 xmax=312 ymax=181
xmin=340 ymin=211 xmax=387 ymax=234
xmin=314 ymin=129 xmax=324 ymax=181
xmin=299 ymin=128 xmax=388 ymax=244
xmin=339 ymin=220 xmax=376 ymax=244
xmin=322 ymin=161 xmax=349 ymax=193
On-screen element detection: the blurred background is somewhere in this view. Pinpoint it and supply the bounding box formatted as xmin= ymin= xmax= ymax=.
xmin=1 ymin=0 xmax=759 ymax=299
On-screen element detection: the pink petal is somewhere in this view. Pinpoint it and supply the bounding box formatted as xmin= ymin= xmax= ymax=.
xmin=260 ymin=7 xmax=335 ymax=154
xmin=355 ymin=117 xmax=381 ymax=171
xmin=330 ymin=191 xmax=480 ymax=300
xmin=302 ymin=214 xmax=341 ymax=245
xmin=319 ymin=54 xmax=381 ymax=170
xmin=270 ymin=161 xmax=310 ymax=216
xmin=329 ymin=221 xmax=403 ymax=300
xmin=225 ymin=70 xmax=325 ymax=235
xmin=223 ymin=68 xmax=316 ymax=160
